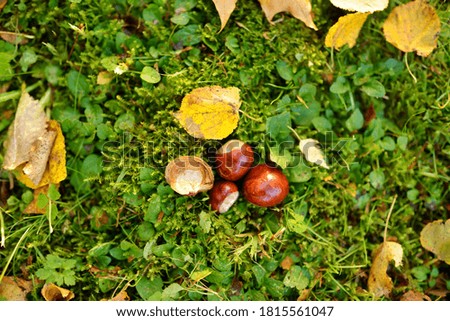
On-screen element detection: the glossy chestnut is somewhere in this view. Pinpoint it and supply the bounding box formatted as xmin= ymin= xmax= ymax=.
xmin=216 ymin=139 xmax=254 ymax=181
xmin=242 ymin=164 xmax=289 ymax=207
xmin=209 ymin=181 xmax=239 ymax=213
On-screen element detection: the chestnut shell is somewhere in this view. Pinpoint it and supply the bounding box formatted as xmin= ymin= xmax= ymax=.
xmin=216 ymin=140 xmax=254 ymax=181
xmin=242 ymin=164 xmax=289 ymax=207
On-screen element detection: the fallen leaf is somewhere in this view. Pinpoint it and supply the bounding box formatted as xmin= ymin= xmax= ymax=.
xmin=400 ymin=290 xmax=431 ymax=301
xmin=41 ymin=283 xmax=74 ymax=301
xmin=97 ymin=71 xmax=113 ymax=85
xmin=108 ymin=289 xmax=130 ymax=301
xmin=330 ymin=0 xmax=389 ymax=13
xmin=382 ymin=0 xmax=441 ymax=57
xmin=325 ymin=12 xmax=370 ymax=50
xmin=299 ymin=139 xmax=329 ymax=169
xmin=3 ymin=91 xmax=48 ymax=171
xmin=420 ymin=219 xmax=450 ymax=264
xmin=174 ymin=86 xmax=241 ymax=140
xmin=367 ymin=241 xmax=403 ymax=298
xmin=23 ymin=185 xmax=49 ymax=214
xmin=212 ymin=0 xmax=237 ymax=32
xmin=280 ymin=256 xmax=294 ymax=270
xmin=0 ymin=0 xmax=7 ymax=11
xmin=258 ymin=0 xmax=317 ymax=30
xmin=0 ymin=31 xmax=29 ymax=45
xmin=0 ymin=276 xmax=33 ymax=300
xmin=16 ymin=120 xmax=67 ymax=189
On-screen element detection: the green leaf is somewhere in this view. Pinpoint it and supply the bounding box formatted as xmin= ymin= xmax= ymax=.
xmin=312 ymin=116 xmax=332 ymax=133
xmin=137 ymin=222 xmax=155 ymax=241
xmin=96 ymin=123 xmax=115 ymax=140
xmin=276 ymin=61 xmax=293 ymax=81
xmin=81 ymin=154 xmax=103 ymax=178
xmin=379 ymin=136 xmax=396 ymax=151
xmin=369 ymin=169 xmax=385 ymax=190
xmin=136 ymin=276 xmax=164 ymax=300
xmin=264 ymin=277 xmax=284 ymax=299
xmin=172 ymin=25 xmax=201 ymax=46
xmin=45 ymin=65 xmax=62 ymax=85
xmin=144 ymin=195 xmax=161 ymax=223
xmin=397 ymin=136 xmax=408 ymax=151
xmin=162 ymin=283 xmax=184 ymax=300
xmin=330 ymin=76 xmax=350 ymax=94
xmin=346 ymin=108 xmax=364 ymax=131
xmin=171 ymin=12 xmax=190 ymax=26
xmin=252 ymin=265 xmax=267 ymax=286
xmin=266 ymin=112 xmax=291 ymax=140
xmin=286 ymin=161 xmax=312 ymax=183
xmin=283 ymin=265 xmax=311 ymax=291
xmin=286 ymin=212 xmax=307 ymax=234
xmin=291 ymin=101 xmax=320 ymax=126
xmin=85 ymin=105 xmax=104 ymax=125
xmin=19 ymin=48 xmax=37 ymax=71
xmin=140 ymin=66 xmax=161 ymax=83
xmin=37 ymin=193 xmax=49 ymax=210
xmin=66 ymin=69 xmax=90 ymax=98
xmin=114 ymin=113 xmax=136 ymax=132
xmin=47 ymin=184 xmax=61 ymax=201
xmin=360 ymin=79 xmax=385 ymax=98
xmin=268 ymin=145 xmax=292 ymax=169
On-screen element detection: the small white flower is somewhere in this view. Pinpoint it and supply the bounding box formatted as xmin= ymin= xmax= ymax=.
xmin=114 ymin=63 xmax=128 ymax=75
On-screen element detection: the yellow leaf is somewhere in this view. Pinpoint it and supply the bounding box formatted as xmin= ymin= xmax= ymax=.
xmin=420 ymin=219 xmax=450 ymax=264
xmin=174 ymin=86 xmax=241 ymax=140
xmin=330 ymin=0 xmax=389 ymax=13
xmin=368 ymin=241 xmax=403 ymax=298
xmin=258 ymin=0 xmax=317 ymax=30
xmin=16 ymin=120 xmax=67 ymax=189
xmin=212 ymin=0 xmax=237 ymax=32
xmin=97 ymin=71 xmax=113 ymax=85
xmin=382 ymin=0 xmax=441 ymax=57
xmin=41 ymin=283 xmax=74 ymax=301
xmin=325 ymin=12 xmax=370 ymax=50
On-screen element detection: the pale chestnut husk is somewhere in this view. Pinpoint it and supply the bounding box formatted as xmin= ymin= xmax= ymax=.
xmin=165 ymin=156 xmax=214 ymax=195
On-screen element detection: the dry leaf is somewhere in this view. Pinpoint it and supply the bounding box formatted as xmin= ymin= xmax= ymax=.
xmin=23 ymin=185 xmax=49 ymax=214
xmin=3 ymin=91 xmax=48 ymax=171
xmin=212 ymin=0 xmax=237 ymax=32
xmin=299 ymin=139 xmax=329 ymax=169
xmin=400 ymin=290 xmax=431 ymax=301
xmin=174 ymin=86 xmax=241 ymax=140
xmin=0 ymin=31 xmax=29 ymax=45
xmin=0 ymin=0 xmax=7 ymax=11
xmin=108 ymin=289 xmax=130 ymax=301
xmin=382 ymin=0 xmax=441 ymax=57
xmin=97 ymin=71 xmax=114 ymax=85
xmin=41 ymin=283 xmax=75 ymax=301
xmin=325 ymin=12 xmax=370 ymax=50
xmin=258 ymin=0 xmax=317 ymax=30
xmin=16 ymin=120 xmax=67 ymax=189
xmin=330 ymin=0 xmax=389 ymax=13
xmin=420 ymin=219 xmax=450 ymax=264
xmin=368 ymin=241 xmax=403 ymax=298
xmin=280 ymin=256 xmax=294 ymax=270
xmin=0 ymin=276 xmax=33 ymax=300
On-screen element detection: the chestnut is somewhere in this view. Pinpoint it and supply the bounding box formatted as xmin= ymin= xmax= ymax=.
xmin=165 ymin=156 xmax=214 ymax=196
xmin=216 ymin=139 xmax=254 ymax=181
xmin=209 ymin=181 xmax=239 ymax=213
xmin=242 ymin=164 xmax=289 ymax=207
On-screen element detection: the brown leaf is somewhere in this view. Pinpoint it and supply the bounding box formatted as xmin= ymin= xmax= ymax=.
xmin=212 ymin=0 xmax=237 ymax=32
xmin=23 ymin=185 xmax=49 ymax=214
xmin=325 ymin=12 xmax=370 ymax=50
xmin=420 ymin=219 xmax=450 ymax=264
xmin=382 ymin=0 xmax=441 ymax=57
xmin=0 ymin=0 xmax=7 ymax=11
xmin=258 ymin=0 xmax=317 ymax=30
xmin=280 ymin=256 xmax=294 ymax=270
xmin=41 ymin=283 xmax=75 ymax=301
xmin=0 ymin=276 xmax=33 ymax=300
xmin=367 ymin=241 xmax=403 ymax=298
xmin=0 ymin=31 xmax=29 ymax=45
xmin=400 ymin=290 xmax=431 ymax=301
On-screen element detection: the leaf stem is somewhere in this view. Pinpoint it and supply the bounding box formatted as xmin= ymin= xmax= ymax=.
xmin=404 ymin=53 xmax=417 ymax=83
xmin=0 ymin=208 xmax=5 ymax=248
xmin=383 ymin=194 xmax=398 ymax=243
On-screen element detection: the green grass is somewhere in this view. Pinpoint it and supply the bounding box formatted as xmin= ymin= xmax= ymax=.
xmin=0 ymin=0 xmax=449 ymax=301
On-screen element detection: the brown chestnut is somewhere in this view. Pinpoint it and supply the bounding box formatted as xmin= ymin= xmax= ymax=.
xmin=209 ymin=181 xmax=239 ymax=213
xmin=242 ymin=164 xmax=289 ymax=207
xmin=216 ymin=139 xmax=254 ymax=181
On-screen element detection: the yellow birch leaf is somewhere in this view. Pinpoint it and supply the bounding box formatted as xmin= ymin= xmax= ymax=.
xmin=420 ymin=219 xmax=450 ymax=264
xmin=382 ymin=0 xmax=441 ymax=57
xmin=212 ymin=0 xmax=237 ymax=32
xmin=368 ymin=241 xmax=403 ymax=298
xmin=174 ymin=86 xmax=241 ymax=140
xmin=41 ymin=283 xmax=74 ymax=301
xmin=325 ymin=12 xmax=370 ymax=50
xmin=258 ymin=0 xmax=317 ymax=30
xmin=16 ymin=120 xmax=67 ymax=189
xmin=330 ymin=0 xmax=389 ymax=13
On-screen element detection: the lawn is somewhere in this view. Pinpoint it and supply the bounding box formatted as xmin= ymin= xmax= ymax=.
xmin=0 ymin=0 xmax=449 ymax=301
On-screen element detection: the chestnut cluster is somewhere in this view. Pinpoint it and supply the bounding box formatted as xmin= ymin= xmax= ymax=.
xmin=210 ymin=139 xmax=289 ymax=213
